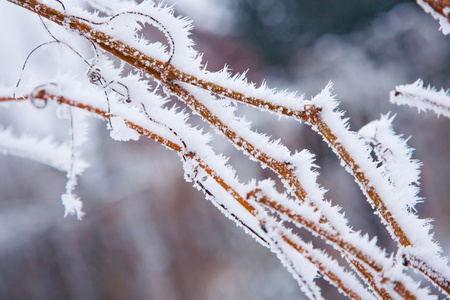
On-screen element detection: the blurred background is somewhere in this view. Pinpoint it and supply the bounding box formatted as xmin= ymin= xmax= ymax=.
xmin=1 ymin=0 xmax=450 ymax=299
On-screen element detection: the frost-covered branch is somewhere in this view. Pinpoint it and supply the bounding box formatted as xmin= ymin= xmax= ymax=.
xmin=0 ymin=90 xmax=374 ymax=299
xmin=417 ymin=0 xmax=450 ymax=35
xmin=390 ymin=79 xmax=450 ymax=119
xmin=3 ymin=0 xmax=450 ymax=298
xmin=0 ymin=126 xmax=86 ymax=173
xmin=247 ymin=183 xmax=432 ymax=300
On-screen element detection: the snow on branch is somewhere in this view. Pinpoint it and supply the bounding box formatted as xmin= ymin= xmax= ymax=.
xmin=3 ymin=87 xmax=378 ymax=299
xmin=2 ymin=0 xmax=450 ymax=298
xmin=358 ymin=114 xmax=422 ymax=210
xmin=308 ymin=85 xmax=450 ymax=296
xmin=390 ymin=79 xmax=450 ymax=119
xmin=0 ymin=126 xmax=86 ymax=173
xmin=248 ymin=180 xmax=434 ymax=299
xmin=417 ymin=0 xmax=450 ymax=35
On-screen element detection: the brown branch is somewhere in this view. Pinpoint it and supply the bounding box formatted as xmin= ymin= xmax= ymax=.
xmin=405 ymin=254 xmax=450 ymax=297
xmin=421 ymin=0 xmax=450 ymax=18
xmin=10 ymin=0 xmax=408 ymax=251
xmin=164 ymin=84 xmax=399 ymax=298
xmin=4 ymin=1 xmax=312 ymax=213
xmin=1 ymin=93 xmax=184 ymax=152
xmin=3 ymin=1 xmax=420 ymax=297
xmin=5 ymin=0 xmax=448 ymax=296
xmin=194 ymin=156 xmax=365 ymax=300
xmin=1 ymin=92 xmax=369 ymax=299
xmin=173 ymin=80 xmax=422 ymax=298
xmin=167 ymin=83 xmax=310 ymax=199
xmin=303 ymin=104 xmax=449 ymax=297
xmin=305 ymin=112 xmax=410 ymax=246
xmin=248 ymin=189 xmax=416 ymax=300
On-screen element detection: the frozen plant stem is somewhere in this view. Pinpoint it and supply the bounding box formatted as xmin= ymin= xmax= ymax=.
xmin=247 ymin=189 xmax=417 ymax=300
xmin=168 ymin=84 xmax=420 ymax=299
xmin=2 ymin=90 xmax=417 ymax=298
xmin=417 ymin=0 xmax=450 ymax=35
xmin=4 ymin=0 xmax=450 ymax=298
xmin=0 ymin=92 xmax=370 ymax=299
xmin=5 ymin=0 xmax=408 ymax=246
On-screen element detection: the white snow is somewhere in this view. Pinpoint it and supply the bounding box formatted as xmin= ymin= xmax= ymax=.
xmin=390 ymin=79 xmax=450 ymax=119
xmin=0 ymin=126 xmax=87 ymax=173
xmin=2 ymin=0 xmax=449 ymax=298
xmin=417 ymin=0 xmax=450 ymax=35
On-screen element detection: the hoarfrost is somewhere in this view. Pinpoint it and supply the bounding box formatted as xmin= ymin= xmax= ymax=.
xmin=417 ymin=0 xmax=450 ymax=35
xmin=109 ymin=117 xmax=140 ymax=141
xmin=0 ymin=127 xmax=87 ymax=173
xmin=2 ymin=0 xmax=450 ymax=298
xmin=391 ymin=79 xmax=450 ymax=119
xmin=61 ymin=193 xmax=84 ymax=220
